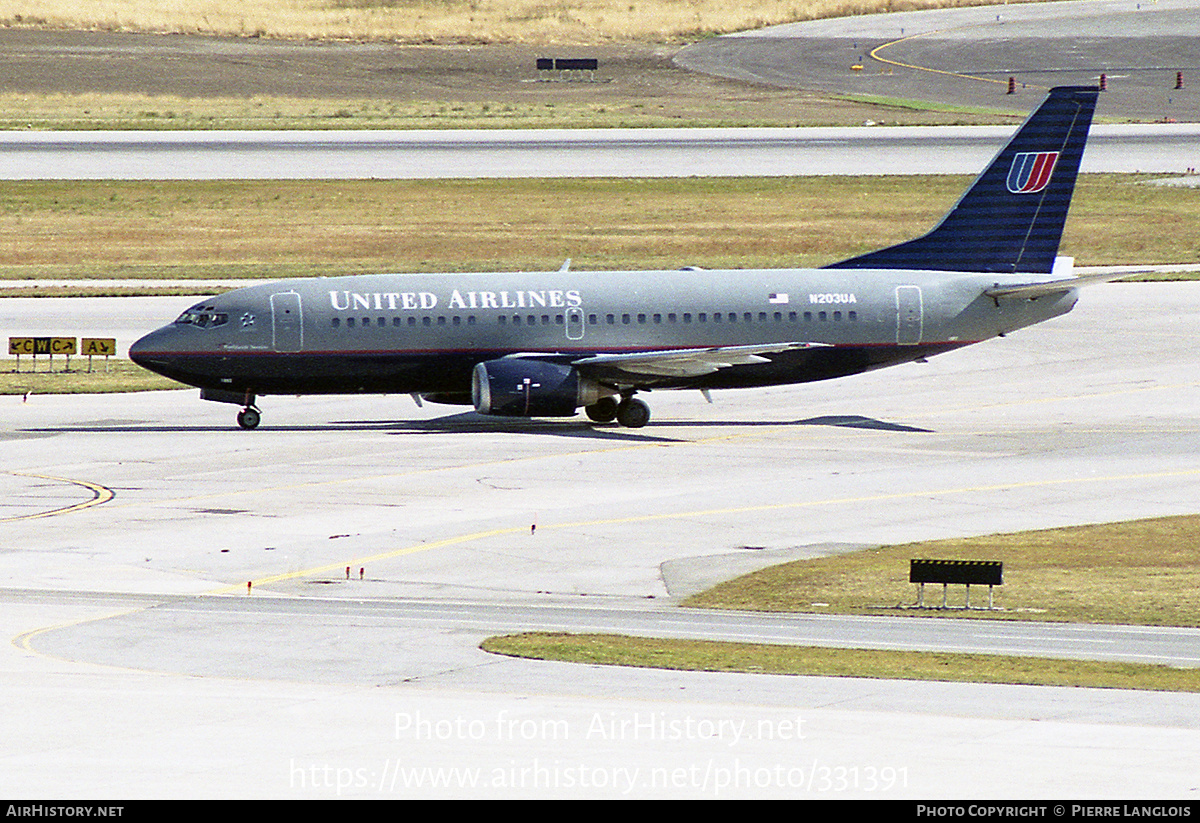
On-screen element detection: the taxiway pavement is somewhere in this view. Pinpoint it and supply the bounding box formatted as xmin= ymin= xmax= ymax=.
xmin=678 ymin=0 xmax=1200 ymax=122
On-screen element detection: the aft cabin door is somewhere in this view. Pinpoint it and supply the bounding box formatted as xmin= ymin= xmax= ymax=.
xmin=271 ymin=291 xmax=303 ymax=352
xmin=895 ymin=285 xmax=923 ymax=346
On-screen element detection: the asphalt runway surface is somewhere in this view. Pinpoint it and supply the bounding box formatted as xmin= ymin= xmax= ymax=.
xmin=3 ymin=122 xmax=1198 ymax=179
xmin=2 ymin=2 xmax=1199 ymax=181
xmin=677 ymin=0 xmax=1200 ymax=123
xmin=3 ymin=283 xmax=1200 ymax=797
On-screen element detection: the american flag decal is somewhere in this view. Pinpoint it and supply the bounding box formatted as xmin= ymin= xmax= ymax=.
xmin=1006 ymin=151 xmax=1059 ymax=193
xmin=768 ymin=293 xmax=789 ymax=304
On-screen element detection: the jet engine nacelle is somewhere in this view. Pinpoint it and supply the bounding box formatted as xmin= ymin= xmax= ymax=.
xmin=472 ymin=358 xmax=611 ymax=417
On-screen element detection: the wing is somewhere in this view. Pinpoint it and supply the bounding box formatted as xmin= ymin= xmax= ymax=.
xmin=570 ymin=342 xmax=828 ymax=382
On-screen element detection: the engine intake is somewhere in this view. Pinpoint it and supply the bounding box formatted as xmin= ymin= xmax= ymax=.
xmin=472 ymin=359 xmax=610 ymax=417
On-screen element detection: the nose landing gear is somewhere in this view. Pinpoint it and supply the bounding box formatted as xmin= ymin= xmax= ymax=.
xmin=236 ymin=405 xmax=261 ymax=430
xmin=200 ymin=388 xmax=262 ymax=430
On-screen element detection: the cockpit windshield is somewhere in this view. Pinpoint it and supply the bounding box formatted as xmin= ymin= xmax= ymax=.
xmin=174 ymin=306 xmax=229 ymax=328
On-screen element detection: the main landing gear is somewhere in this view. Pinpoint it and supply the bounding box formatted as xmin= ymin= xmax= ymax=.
xmin=585 ymin=395 xmax=650 ymax=428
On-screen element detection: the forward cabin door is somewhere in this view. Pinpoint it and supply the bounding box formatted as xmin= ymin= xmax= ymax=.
xmin=895 ymin=285 xmax=923 ymax=346
xmin=271 ymin=291 xmax=303 ymax=352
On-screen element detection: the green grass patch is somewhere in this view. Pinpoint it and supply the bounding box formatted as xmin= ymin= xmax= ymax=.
xmin=0 ymin=176 xmax=1196 ymax=283
xmin=483 ymin=515 xmax=1200 ymax=688
xmin=0 ymin=93 xmax=835 ymax=132
xmin=0 ymin=284 xmax=224 ymax=298
xmin=832 ymin=94 xmax=1025 ymax=118
xmin=0 ymin=359 xmax=187 ymax=394
xmin=0 ymin=0 xmax=1031 ymax=46
xmin=482 ymin=633 xmax=1200 ymax=691
xmin=684 ymin=515 xmax=1200 ymax=627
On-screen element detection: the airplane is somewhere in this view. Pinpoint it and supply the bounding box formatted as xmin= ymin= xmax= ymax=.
xmin=131 ymin=85 xmax=1109 ymax=431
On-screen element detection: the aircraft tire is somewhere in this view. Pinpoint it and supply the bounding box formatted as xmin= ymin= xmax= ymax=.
xmin=585 ymin=397 xmax=619 ymax=423
xmin=616 ymin=398 xmax=650 ymax=428
xmin=237 ymin=408 xmax=261 ymax=430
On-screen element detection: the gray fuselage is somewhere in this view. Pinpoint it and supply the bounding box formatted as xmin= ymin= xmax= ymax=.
xmin=129 ymin=266 xmax=1079 ymax=400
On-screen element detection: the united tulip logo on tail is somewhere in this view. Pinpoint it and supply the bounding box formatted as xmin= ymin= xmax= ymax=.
xmin=1006 ymin=151 xmax=1059 ymax=193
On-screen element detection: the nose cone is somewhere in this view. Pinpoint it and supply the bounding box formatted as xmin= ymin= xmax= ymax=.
xmin=129 ymin=325 xmax=178 ymax=375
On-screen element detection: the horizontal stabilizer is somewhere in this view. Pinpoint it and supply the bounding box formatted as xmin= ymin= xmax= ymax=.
xmin=984 ymin=269 xmax=1150 ymax=300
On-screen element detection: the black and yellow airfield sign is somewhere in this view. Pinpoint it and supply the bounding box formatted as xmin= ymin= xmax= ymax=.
xmin=81 ymin=338 xmax=117 ymax=356
xmin=8 ymin=336 xmax=78 ymax=355
xmin=9 ymin=336 xmax=117 ymax=372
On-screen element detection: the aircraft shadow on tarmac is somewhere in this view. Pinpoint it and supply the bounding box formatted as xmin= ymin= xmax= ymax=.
xmin=555 ymin=414 xmax=932 ymax=433
xmin=356 ymin=412 xmax=930 ymax=436
xmin=19 ymin=412 xmax=677 ymax=442
xmin=23 ymin=412 xmax=930 ymax=438
xmin=795 ymin=415 xmax=933 ymax=433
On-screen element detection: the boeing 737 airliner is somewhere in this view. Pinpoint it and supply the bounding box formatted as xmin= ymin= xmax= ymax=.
xmin=131 ymin=86 xmax=1105 ymax=430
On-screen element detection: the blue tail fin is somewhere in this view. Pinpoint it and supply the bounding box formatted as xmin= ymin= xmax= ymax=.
xmin=824 ymin=86 xmax=1099 ymax=274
